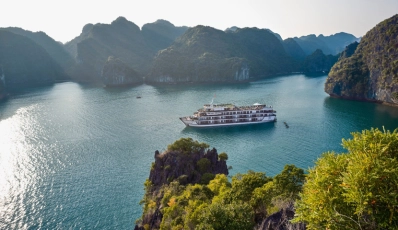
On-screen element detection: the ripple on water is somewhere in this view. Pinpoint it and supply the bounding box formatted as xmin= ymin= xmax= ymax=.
xmin=1 ymin=76 xmax=398 ymax=228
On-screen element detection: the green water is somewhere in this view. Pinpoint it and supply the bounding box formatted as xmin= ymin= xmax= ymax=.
xmin=0 ymin=74 xmax=397 ymax=229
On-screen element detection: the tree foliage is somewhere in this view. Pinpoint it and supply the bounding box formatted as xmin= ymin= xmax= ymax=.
xmin=167 ymin=137 xmax=209 ymax=154
xmin=152 ymin=166 xmax=305 ymax=229
xmin=294 ymin=128 xmax=398 ymax=229
xmin=218 ymin=152 xmax=228 ymax=161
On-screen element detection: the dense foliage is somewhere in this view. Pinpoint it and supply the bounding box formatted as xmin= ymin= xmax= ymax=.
xmin=294 ymin=128 xmax=398 ymax=229
xmin=139 ymin=164 xmax=305 ymax=230
xmin=167 ymin=137 xmax=210 ymax=153
xmin=138 ymin=128 xmax=398 ymax=230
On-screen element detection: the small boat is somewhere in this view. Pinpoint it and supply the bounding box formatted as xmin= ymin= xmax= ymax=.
xmin=284 ymin=122 xmax=289 ymax=128
xmin=136 ymin=96 xmax=141 ymax=99
xmin=180 ymin=101 xmax=276 ymax=128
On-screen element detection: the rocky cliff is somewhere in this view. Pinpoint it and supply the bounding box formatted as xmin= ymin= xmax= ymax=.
xmin=101 ymin=56 xmax=142 ymax=87
xmin=135 ymin=138 xmax=228 ymax=229
xmin=325 ymin=14 xmax=398 ymax=104
xmin=1 ymin=27 xmax=75 ymax=74
xmin=65 ymin=17 xmax=188 ymax=83
xmin=147 ymin=26 xmax=297 ymax=83
xmin=0 ymin=30 xmax=66 ymax=88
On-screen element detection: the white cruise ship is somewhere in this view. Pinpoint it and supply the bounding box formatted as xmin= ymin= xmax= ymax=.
xmin=180 ymin=101 xmax=276 ymax=128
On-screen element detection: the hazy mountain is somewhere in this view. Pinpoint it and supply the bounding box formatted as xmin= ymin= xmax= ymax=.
xmin=325 ymin=14 xmax=398 ymax=104
xmin=147 ymin=26 xmax=298 ymax=83
xmin=64 ymin=17 xmax=188 ymax=83
xmin=293 ymin=32 xmax=358 ymax=55
xmin=0 ymin=30 xmax=66 ymax=88
xmin=0 ymin=27 xmax=75 ymax=73
xmin=282 ymin=38 xmax=307 ymax=60
xmin=142 ymin=19 xmax=189 ymax=51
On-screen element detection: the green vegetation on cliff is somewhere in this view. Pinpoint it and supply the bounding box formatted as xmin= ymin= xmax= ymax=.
xmin=325 ymin=14 xmax=398 ymax=104
xmin=148 ymin=26 xmax=299 ymax=83
xmin=137 ymin=128 xmax=398 ymax=230
xmin=136 ymin=138 xmax=305 ymax=230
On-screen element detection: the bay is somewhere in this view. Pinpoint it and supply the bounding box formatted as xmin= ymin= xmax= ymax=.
xmin=1 ymin=74 xmax=398 ymax=229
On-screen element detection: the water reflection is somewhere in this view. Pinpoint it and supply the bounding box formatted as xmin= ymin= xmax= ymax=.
xmin=323 ymin=96 xmax=398 ymax=132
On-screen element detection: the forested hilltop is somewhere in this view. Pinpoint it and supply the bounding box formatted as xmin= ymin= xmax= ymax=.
xmin=0 ymin=16 xmax=358 ymax=99
xmin=135 ymin=128 xmax=398 ymax=229
xmin=325 ymin=14 xmax=398 ymax=105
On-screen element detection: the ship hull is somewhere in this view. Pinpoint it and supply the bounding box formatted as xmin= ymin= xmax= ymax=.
xmin=180 ymin=116 xmax=276 ymax=128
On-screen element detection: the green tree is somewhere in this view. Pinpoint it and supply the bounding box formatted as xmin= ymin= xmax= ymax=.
xmin=167 ymin=137 xmax=209 ymax=154
xmin=273 ymin=164 xmax=305 ymax=200
xmin=218 ymin=152 xmax=228 ymax=161
xmin=196 ymin=201 xmax=254 ymax=230
xmin=228 ymin=171 xmax=272 ymax=202
xmin=294 ymin=128 xmax=398 ymax=229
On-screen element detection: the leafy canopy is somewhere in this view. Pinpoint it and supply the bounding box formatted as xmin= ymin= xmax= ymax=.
xmin=294 ymin=128 xmax=398 ymax=229
xmin=167 ymin=137 xmax=209 ymax=154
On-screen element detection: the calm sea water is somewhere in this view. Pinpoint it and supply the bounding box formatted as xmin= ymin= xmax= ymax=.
xmin=1 ymin=74 xmax=398 ymax=229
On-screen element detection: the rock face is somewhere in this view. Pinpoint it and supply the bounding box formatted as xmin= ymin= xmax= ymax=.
xmin=148 ymin=26 xmax=297 ymax=83
xmin=101 ymin=56 xmax=142 ymax=86
xmin=150 ymin=147 xmax=228 ymax=188
xmin=325 ymin=14 xmax=398 ymax=104
xmin=258 ymin=208 xmax=306 ymax=230
xmin=136 ymin=146 xmax=228 ymax=229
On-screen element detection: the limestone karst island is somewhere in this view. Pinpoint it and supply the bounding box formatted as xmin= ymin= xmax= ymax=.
xmin=0 ymin=4 xmax=397 ymax=229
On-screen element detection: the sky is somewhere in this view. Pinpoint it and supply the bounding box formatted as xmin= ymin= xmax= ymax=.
xmin=1 ymin=0 xmax=397 ymax=44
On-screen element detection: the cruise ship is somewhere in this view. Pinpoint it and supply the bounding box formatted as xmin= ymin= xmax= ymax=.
xmin=180 ymin=101 xmax=276 ymax=128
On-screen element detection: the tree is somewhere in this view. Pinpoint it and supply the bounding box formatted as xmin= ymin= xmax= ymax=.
xmin=167 ymin=137 xmax=209 ymax=154
xmin=228 ymin=171 xmax=272 ymax=202
xmin=294 ymin=128 xmax=398 ymax=229
xmin=218 ymin=152 xmax=228 ymax=161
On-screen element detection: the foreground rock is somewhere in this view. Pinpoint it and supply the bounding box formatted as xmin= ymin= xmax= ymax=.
xmin=325 ymin=14 xmax=398 ymax=105
xmin=135 ymin=139 xmax=228 ymax=229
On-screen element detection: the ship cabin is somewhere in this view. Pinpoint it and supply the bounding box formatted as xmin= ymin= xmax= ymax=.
xmin=192 ymin=103 xmax=276 ymax=125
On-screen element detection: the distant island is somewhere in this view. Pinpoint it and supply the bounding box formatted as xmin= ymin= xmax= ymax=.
xmin=0 ymin=16 xmax=359 ymax=100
